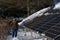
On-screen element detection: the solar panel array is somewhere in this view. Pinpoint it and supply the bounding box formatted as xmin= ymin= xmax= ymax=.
xmin=28 ymin=14 xmax=60 ymax=40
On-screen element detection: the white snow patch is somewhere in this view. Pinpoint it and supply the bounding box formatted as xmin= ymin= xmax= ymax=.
xmin=12 ymin=37 xmax=19 ymax=40
xmin=7 ymin=29 xmax=47 ymax=40
xmin=18 ymin=7 xmax=51 ymax=26
xmin=34 ymin=39 xmax=43 ymax=40
xmin=53 ymin=2 xmax=60 ymax=9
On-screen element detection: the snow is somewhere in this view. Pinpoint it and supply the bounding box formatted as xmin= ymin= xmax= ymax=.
xmin=7 ymin=29 xmax=46 ymax=40
xmin=18 ymin=0 xmax=60 ymax=26
xmin=53 ymin=2 xmax=60 ymax=9
xmin=18 ymin=7 xmax=51 ymax=26
xmin=12 ymin=37 xmax=19 ymax=40
xmin=34 ymin=39 xmax=43 ymax=40
xmin=18 ymin=1 xmax=60 ymax=26
xmin=7 ymin=6 xmax=52 ymax=40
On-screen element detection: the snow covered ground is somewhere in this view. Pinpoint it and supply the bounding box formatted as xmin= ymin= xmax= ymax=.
xmin=7 ymin=29 xmax=46 ymax=40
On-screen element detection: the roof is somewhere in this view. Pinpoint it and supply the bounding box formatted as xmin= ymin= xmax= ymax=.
xmin=25 ymin=14 xmax=60 ymax=40
xmin=18 ymin=2 xmax=60 ymax=39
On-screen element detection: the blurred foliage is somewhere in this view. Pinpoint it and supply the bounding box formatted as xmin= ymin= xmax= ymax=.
xmin=29 ymin=0 xmax=52 ymax=13
xmin=0 ymin=0 xmax=27 ymax=9
xmin=0 ymin=19 xmax=11 ymax=40
xmin=0 ymin=0 xmax=52 ymax=9
xmin=0 ymin=0 xmax=52 ymax=17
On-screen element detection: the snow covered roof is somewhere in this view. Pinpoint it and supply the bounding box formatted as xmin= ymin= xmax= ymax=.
xmin=18 ymin=7 xmax=51 ymax=26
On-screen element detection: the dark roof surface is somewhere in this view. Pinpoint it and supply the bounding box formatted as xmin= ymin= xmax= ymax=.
xmin=25 ymin=14 xmax=60 ymax=40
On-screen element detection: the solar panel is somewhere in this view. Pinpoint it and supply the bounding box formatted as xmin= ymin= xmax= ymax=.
xmin=29 ymin=14 xmax=60 ymax=39
xmin=55 ymin=36 xmax=60 ymax=40
xmin=45 ymin=32 xmax=57 ymax=38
